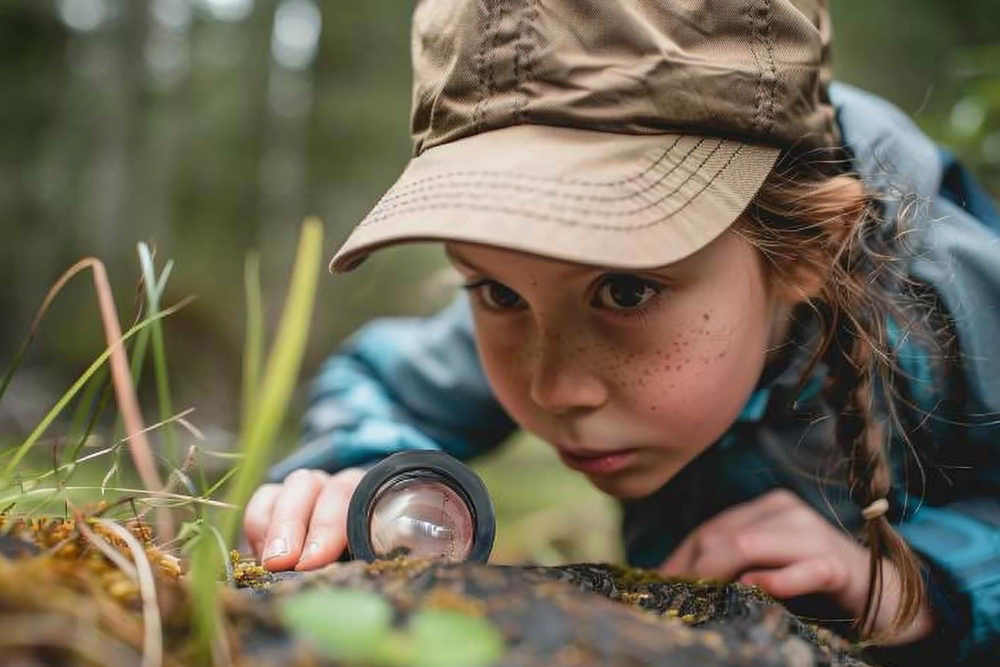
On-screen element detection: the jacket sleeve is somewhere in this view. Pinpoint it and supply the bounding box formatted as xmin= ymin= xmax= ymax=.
xmin=877 ymin=185 xmax=1000 ymax=667
xmin=266 ymin=294 xmax=517 ymax=482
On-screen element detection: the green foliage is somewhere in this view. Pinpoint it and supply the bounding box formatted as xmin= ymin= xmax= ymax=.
xmin=277 ymin=588 xmax=504 ymax=667
xmin=0 ymin=300 xmax=185 ymax=489
xmin=137 ymin=242 xmax=178 ymax=465
xmin=191 ymin=216 xmax=324 ymax=658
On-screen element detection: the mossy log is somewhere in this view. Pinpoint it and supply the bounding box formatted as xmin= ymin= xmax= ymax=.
xmin=231 ymin=558 xmax=876 ymax=667
xmin=1 ymin=522 xmax=877 ymax=666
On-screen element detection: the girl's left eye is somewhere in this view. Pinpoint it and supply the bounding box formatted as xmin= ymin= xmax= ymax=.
xmin=591 ymin=274 xmax=662 ymax=310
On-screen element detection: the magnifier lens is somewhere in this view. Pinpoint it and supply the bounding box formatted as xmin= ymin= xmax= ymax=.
xmin=368 ymin=475 xmax=475 ymax=561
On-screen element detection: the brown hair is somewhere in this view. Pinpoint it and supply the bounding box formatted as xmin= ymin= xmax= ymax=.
xmin=736 ymin=151 xmax=954 ymax=641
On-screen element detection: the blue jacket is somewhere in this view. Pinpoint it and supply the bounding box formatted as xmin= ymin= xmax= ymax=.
xmin=268 ymin=83 xmax=1000 ymax=666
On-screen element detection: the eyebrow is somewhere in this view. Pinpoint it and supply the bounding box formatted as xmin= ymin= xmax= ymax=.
xmin=445 ymin=245 xmax=602 ymax=280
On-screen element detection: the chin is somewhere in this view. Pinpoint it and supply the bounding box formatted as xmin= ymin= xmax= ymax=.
xmin=588 ymin=469 xmax=668 ymax=500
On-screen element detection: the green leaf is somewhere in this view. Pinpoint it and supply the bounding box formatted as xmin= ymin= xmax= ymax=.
xmin=277 ymin=588 xmax=504 ymax=667
xmin=409 ymin=610 xmax=504 ymax=667
xmin=278 ymin=589 xmax=394 ymax=662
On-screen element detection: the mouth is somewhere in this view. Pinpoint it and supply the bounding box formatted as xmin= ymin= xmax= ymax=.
xmin=556 ymin=447 xmax=638 ymax=475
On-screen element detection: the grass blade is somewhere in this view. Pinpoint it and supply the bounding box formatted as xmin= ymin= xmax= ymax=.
xmin=222 ymin=217 xmax=323 ymax=544
xmin=241 ymin=253 xmax=263 ymax=432
xmin=191 ymin=216 xmax=323 ymax=659
xmin=0 ymin=296 xmax=192 ymax=488
xmin=138 ymin=243 xmax=178 ymax=466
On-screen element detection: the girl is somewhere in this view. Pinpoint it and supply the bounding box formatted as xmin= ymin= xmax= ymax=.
xmin=243 ymin=0 xmax=1000 ymax=664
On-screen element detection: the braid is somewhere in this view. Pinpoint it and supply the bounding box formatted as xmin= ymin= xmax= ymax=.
xmin=740 ymin=151 xmax=956 ymax=642
xmin=823 ymin=312 xmax=925 ymax=640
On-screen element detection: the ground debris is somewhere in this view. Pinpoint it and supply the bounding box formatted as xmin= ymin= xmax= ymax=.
xmin=0 ymin=518 xmax=877 ymax=666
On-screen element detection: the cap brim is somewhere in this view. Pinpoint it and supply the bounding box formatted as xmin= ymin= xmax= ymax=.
xmin=330 ymin=125 xmax=779 ymax=273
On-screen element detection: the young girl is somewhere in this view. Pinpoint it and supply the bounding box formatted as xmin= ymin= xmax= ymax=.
xmin=243 ymin=0 xmax=1000 ymax=664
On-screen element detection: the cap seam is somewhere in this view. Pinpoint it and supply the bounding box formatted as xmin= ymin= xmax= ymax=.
xmin=471 ymin=2 xmax=493 ymax=135
xmin=761 ymin=0 xmax=777 ymax=135
xmin=358 ymin=143 xmax=748 ymax=232
xmin=373 ymin=135 xmax=698 ymax=194
xmin=368 ymin=139 xmax=724 ymax=218
xmin=375 ymin=137 xmax=704 ymax=207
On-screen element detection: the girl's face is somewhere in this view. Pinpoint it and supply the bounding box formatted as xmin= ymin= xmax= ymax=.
xmin=445 ymin=229 xmax=801 ymax=499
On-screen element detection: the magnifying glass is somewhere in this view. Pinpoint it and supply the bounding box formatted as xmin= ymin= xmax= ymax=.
xmin=346 ymin=451 xmax=495 ymax=563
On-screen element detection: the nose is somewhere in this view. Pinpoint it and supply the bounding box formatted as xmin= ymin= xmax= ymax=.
xmin=528 ymin=329 xmax=608 ymax=415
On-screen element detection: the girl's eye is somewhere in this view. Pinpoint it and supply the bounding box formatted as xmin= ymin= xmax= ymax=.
xmin=592 ymin=274 xmax=662 ymax=310
xmin=463 ymin=279 xmax=525 ymax=310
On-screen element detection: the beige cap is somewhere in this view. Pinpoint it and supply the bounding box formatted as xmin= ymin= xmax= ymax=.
xmin=331 ymin=0 xmax=838 ymax=273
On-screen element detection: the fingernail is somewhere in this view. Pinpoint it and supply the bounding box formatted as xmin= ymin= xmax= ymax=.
xmin=303 ymin=540 xmax=321 ymax=560
xmin=263 ymin=537 xmax=288 ymax=561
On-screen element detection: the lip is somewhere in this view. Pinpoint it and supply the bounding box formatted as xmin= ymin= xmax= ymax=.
xmin=556 ymin=447 xmax=638 ymax=475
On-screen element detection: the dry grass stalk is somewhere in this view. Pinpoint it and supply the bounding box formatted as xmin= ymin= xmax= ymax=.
xmin=99 ymin=518 xmax=164 ymax=667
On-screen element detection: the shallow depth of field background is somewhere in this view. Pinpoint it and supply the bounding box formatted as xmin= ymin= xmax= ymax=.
xmin=1 ymin=0 xmax=998 ymax=564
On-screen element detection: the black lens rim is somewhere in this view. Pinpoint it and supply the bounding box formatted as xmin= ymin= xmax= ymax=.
xmin=346 ymin=451 xmax=496 ymax=563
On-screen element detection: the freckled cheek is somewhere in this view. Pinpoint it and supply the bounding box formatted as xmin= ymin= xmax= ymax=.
xmin=628 ymin=321 xmax=768 ymax=440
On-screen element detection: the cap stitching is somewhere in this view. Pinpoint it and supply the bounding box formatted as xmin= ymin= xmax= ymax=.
xmin=747 ymin=0 xmax=765 ymax=134
xmin=483 ymin=0 xmax=502 ymax=131
xmin=358 ymin=144 xmax=746 ymax=232
xmin=512 ymin=0 xmax=524 ymax=124
xmin=369 ymin=140 xmax=723 ymax=217
xmin=471 ymin=3 xmax=492 ymax=134
xmin=375 ymin=138 xmax=705 ymax=207
xmin=374 ymin=135 xmax=689 ymax=196
xmin=520 ymin=0 xmax=538 ymax=122
xmin=760 ymin=0 xmax=777 ymax=134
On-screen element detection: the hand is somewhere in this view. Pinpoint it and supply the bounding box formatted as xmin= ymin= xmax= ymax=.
xmin=659 ymin=489 xmax=934 ymax=644
xmin=242 ymin=467 xmax=366 ymax=572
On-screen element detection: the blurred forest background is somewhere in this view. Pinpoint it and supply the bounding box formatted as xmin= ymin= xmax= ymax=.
xmin=1 ymin=0 xmax=998 ymax=563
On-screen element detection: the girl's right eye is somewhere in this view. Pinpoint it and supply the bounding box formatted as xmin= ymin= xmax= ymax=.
xmin=461 ymin=279 xmax=525 ymax=310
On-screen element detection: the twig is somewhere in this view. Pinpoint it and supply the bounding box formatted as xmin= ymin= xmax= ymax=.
xmin=98 ymin=519 xmax=163 ymax=667
xmin=76 ymin=513 xmax=137 ymax=580
xmin=89 ymin=259 xmax=172 ymax=541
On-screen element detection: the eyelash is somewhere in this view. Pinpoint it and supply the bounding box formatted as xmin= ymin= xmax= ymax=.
xmin=460 ymin=275 xmax=665 ymax=324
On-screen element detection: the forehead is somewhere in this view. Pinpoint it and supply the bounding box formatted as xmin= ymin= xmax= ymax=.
xmin=443 ymin=233 xmax=751 ymax=279
xmin=444 ymin=242 xmax=603 ymax=277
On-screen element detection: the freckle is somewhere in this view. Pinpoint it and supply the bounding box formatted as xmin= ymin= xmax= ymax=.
xmin=703 ymin=313 xmax=710 ymax=321
xmin=675 ymin=364 xmax=682 ymax=371
xmin=717 ymin=351 xmax=726 ymax=359
xmin=684 ymin=358 xmax=691 ymax=364
xmin=576 ymin=346 xmax=586 ymax=353
xmin=650 ymin=405 xmax=657 ymax=412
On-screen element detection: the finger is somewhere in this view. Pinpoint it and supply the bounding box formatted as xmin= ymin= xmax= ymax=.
xmin=260 ymin=469 xmax=327 ymax=571
xmin=243 ymin=484 xmax=282 ymax=559
xmin=739 ymin=557 xmax=848 ymax=599
xmin=660 ymin=489 xmax=801 ymax=576
xmin=295 ymin=468 xmax=366 ymax=571
xmin=688 ymin=505 xmax=829 ymax=581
